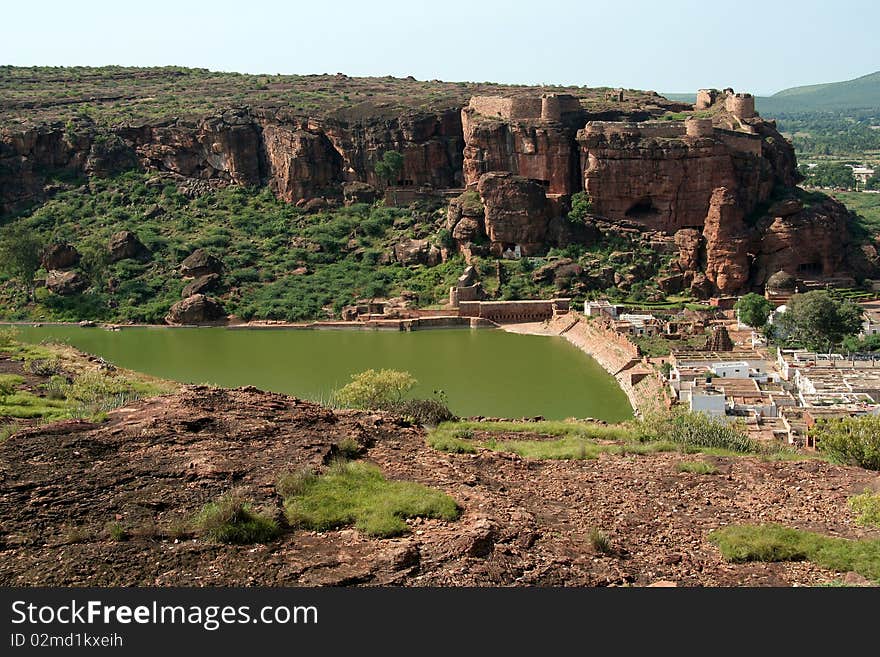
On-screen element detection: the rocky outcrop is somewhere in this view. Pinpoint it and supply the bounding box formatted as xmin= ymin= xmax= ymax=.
xmin=462 ymin=110 xmax=580 ymax=195
xmin=263 ymin=123 xmax=341 ymax=202
xmin=477 ymin=172 xmax=550 ymax=255
xmin=702 ymin=187 xmax=750 ymax=295
xmin=121 ymin=109 xmax=263 ymax=186
xmin=165 ymin=294 xmax=226 ymax=325
xmin=107 ymin=230 xmax=150 ymax=262
xmin=180 ymin=249 xmax=223 ymax=278
xmin=182 ymin=273 xmax=221 ymax=298
xmin=45 ymin=270 xmax=86 ymax=295
xmin=393 ymin=239 xmax=441 ymax=266
xmin=41 ymin=243 xmax=80 ymax=270
xmin=751 ymin=198 xmax=855 ymax=286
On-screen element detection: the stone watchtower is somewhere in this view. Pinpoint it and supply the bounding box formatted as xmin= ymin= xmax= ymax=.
xmin=724 ymin=93 xmax=756 ymax=120
xmin=540 ymin=93 xmax=581 ymax=122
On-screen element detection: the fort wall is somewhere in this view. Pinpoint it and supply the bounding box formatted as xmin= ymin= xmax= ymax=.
xmin=459 ymin=298 xmax=570 ymax=323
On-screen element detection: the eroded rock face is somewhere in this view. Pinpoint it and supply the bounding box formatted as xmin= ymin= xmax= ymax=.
xmin=45 ymin=270 xmax=86 ymax=296
xmin=702 ymin=187 xmax=750 ymax=295
xmin=462 ymin=110 xmax=580 ymax=195
xmin=180 ymin=249 xmax=223 ymax=278
xmin=165 ymin=294 xmax=226 ymax=325
xmin=263 ymin=124 xmax=341 ymax=203
xmin=122 ymin=109 xmax=262 ymax=186
xmin=477 ymin=172 xmax=550 ymax=255
xmin=108 ymin=231 xmax=149 ymax=262
xmin=751 ymin=198 xmax=853 ymax=286
xmin=42 ymin=243 xmax=80 ymax=271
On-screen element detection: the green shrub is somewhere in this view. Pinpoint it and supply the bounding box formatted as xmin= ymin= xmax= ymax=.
xmin=195 ymin=491 xmax=280 ymax=544
xmin=640 ymin=410 xmax=758 ymax=454
xmin=812 ymin=416 xmax=880 ymax=470
xmin=392 ymin=398 xmax=456 ymax=426
xmin=333 ymin=368 xmax=416 ymax=410
xmin=848 ymin=491 xmax=880 ymax=527
xmin=23 ymin=357 xmax=62 ymax=376
xmin=283 ymin=461 xmax=460 ymax=538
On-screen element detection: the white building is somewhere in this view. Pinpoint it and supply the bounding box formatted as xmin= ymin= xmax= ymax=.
xmin=690 ymin=387 xmax=726 ymax=417
xmin=584 ymin=300 xmax=619 ymax=319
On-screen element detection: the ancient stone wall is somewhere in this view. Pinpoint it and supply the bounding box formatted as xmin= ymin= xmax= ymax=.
xmin=715 ymin=129 xmax=762 ymax=157
xmin=469 ymin=96 xmax=543 ymax=120
xmin=582 ymin=121 xmax=686 ymax=140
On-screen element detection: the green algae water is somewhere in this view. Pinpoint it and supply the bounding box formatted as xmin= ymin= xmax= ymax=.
xmin=13 ymin=326 xmax=633 ymax=422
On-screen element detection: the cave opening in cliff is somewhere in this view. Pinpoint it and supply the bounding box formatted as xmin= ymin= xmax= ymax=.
xmin=797 ymin=262 xmax=823 ymax=276
xmin=625 ymin=197 xmax=659 ymax=219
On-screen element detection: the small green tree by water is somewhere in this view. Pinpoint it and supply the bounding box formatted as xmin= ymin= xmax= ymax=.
xmin=334 ymin=368 xmax=416 ymax=410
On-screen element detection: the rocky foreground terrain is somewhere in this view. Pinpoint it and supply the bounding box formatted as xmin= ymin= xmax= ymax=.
xmin=1 ymin=386 xmax=877 ymax=587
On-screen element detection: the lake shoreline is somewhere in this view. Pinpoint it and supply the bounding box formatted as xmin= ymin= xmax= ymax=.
xmin=0 ymin=316 xmax=496 ymax=332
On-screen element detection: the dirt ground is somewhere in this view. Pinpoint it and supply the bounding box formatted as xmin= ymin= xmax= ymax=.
xmin=0 ymin=385 xmax=878 ymax=587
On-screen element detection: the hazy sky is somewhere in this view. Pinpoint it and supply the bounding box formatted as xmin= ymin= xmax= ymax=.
xmin=3 ymin=0 xmax=878 ymax=94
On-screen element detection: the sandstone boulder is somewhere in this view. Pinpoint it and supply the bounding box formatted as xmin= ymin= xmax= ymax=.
xmin=45 ymin=270 xmax=87 ymax=296
xmin=702 ymin=187 xmax=750 ymax=295
xmin=182 ymin=273 xmax=221 ymax=298
xmin=531 ymin=258 xmax=583 ymax=285
xmin=393 ymin=239 xmax=441 ymax=266
xmin=180 ymin=249 xmax=223 ymax=278
xmin=165 ymin=294 xmax=226 ymax=325
xmin=41 ymin=243 xmax=80 ymax=271
xmin=477 ymin=172 xmax=550 ymax=255
xmin=108 ymin=231 xmax=150 ymax=263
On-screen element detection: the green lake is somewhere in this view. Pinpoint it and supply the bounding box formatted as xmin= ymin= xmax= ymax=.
xmin=13 ymin=326 xmax=633 ymax=422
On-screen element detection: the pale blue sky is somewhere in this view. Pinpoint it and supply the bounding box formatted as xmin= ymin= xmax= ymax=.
xmin=2 ymin=0 xmax=878 ymax=94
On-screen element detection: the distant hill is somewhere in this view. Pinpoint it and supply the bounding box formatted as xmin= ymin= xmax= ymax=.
xmin=664 ymin=71 xmax=880 ymax=115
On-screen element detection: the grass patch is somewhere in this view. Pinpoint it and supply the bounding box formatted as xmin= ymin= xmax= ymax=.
xmin=105 ymin=522 xmax=129 ymax=542
xmin=195 ymin=491 xmax=280 ymax=544
xmin=709 ymin=524 xmax=880 ymax=582
xmin=676 ymin=460 xmax=718 ymax=474
xmin=0 ymin=422 xmax=21 ymax=442
xmin=589 ymin=528 xmax=614 ymax=554
xmin=848 ymin=491 xmax=880 ymax=528
xmin=283 ymin=461 xmax=460 ymax=538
